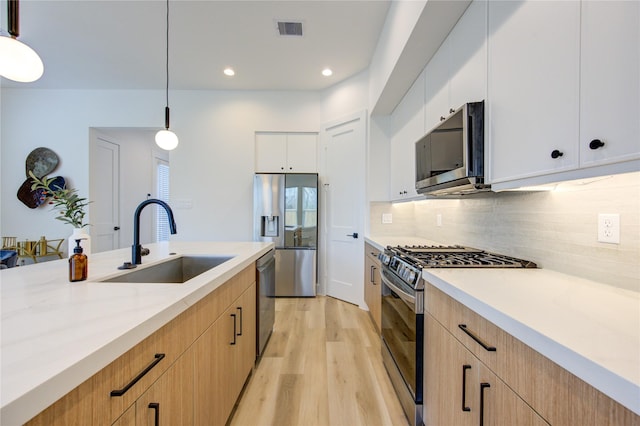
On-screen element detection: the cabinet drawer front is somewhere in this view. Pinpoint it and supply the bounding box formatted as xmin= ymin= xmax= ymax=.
xmin=92 ymin=313 xmax=190 ymax=425
xmin=365 ymin=243 xmax=381 ymax=263
xmin=192 ymin=264 xmax=256 ymax=338
xmin=427 ymin=284 xmax=500 ymax=371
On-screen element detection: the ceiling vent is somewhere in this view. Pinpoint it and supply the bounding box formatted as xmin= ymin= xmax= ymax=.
xmin=277 ymin=21 xmax=303 ymax=37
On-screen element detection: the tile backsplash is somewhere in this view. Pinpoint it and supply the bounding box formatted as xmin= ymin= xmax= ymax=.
xmin=370 ymin=172 xmax=640 ymax=292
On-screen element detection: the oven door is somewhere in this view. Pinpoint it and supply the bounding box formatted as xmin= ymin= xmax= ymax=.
xmin=380 ymin=268 xmax=424 ymax=404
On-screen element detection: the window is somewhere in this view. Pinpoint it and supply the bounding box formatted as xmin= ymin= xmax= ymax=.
xmin=156 ymin=160 xmax=170 ymax=241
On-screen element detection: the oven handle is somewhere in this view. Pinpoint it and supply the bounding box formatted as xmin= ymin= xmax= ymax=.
xmin=381 ymin=270 xmax=416 ymax=309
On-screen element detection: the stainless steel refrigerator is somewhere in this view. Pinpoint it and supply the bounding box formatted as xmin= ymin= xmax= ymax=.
xmin=253 ymin=173 xmax=318 ymax=297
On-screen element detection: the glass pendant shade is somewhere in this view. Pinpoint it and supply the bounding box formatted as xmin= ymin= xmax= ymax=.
xmin=0 ymin=36 xmax=43 ymax=82
xmin=1 ymin=0 xmax=44 ymax=83
xmin=155 ymin=129 xmax=179 ymax=150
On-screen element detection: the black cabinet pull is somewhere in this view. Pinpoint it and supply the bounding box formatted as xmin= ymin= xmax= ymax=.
xmin=237 ymin=307 xmax=243 ymax=336
xmin=113 ymin=226 xmax=120 ymax=231
xmin=589 ymin=139 xmax=605 ymax=150
xmin=370 ymin=265 xmax=374 ymax=283
xmin=449 ymin=108 xmax=455 ymax=114
xmin=440 ymin=116 xmax=446 ymax=121
xmin=462 ymin=365 xmax=471 ymax=412
xmin=551 ymin=149 xmax=564 ymax=159
xmin=479 ymin=383 xmax=490 ymax=426
xmin=110 ymin=353 xmax=165 ymax=397
xmin=148 ymin=402 xmax=160 ymax=426
xmin=230 ymin=313 xmax=237 ymax=345
xmin=458 ymin=324 xmax=496 ymax=352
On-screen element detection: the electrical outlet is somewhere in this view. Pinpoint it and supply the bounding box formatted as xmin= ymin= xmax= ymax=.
xmin=598 ymin=213 xmax=620 ymax=244
xmin=382 ymin=213 xmax=393 ymax=224
xmin=436 ymin=213 xmax=442 ymax=227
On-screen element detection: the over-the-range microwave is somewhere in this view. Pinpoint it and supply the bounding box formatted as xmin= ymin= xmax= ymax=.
xmin=415 ymin=101 xmax=489 ymax=196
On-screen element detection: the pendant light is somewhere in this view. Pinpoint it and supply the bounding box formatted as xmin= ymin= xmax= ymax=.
xmin=0 ymin=0 xmax=44 ymax=83
xmin=155 ymin=0 xmax=179 ymax=150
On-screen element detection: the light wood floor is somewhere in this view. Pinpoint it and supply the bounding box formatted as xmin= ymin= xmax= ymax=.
xmin=230 ymin=296 xmax=409 ymax=426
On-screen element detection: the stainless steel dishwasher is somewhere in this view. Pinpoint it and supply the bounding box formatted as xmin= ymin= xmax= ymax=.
xmin=256 ymin=249 xmax=275 ymax=358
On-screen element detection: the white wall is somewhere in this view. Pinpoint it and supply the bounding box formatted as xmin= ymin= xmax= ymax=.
xmin=1 ymin=88 xmax=322 ymax=246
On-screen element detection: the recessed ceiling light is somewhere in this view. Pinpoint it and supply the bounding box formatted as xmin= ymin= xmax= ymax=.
xmin=224 ymin=68 xmax=235 ymax=76
xmin=322 ymin=68 xmax=333 ymax=77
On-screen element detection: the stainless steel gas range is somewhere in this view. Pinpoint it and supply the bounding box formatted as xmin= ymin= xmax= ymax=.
xmin=379 ymin=245 xmax=536 ymax=426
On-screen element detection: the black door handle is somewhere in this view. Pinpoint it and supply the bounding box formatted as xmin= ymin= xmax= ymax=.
xmin=114 ymin=226 xmax=120 ymax=231
xmin=346 ymin=233 xmax=358 ymax=239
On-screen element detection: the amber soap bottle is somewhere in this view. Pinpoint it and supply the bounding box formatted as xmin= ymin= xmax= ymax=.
xmin=69 ymin=239 xmax=88 ymax=282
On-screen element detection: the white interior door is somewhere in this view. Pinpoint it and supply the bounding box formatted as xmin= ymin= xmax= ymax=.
xmin=321 ymin=111 xmax=366 ymax=307
xmin=90 ymin=135 xmax=120 ymax=253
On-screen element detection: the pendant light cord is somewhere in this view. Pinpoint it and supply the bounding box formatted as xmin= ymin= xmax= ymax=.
xmin=164 ymin=0 xmax=170 ymax=111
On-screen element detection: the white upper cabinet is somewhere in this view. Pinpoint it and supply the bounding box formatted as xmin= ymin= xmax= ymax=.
xmin=425 ymin=0 xmax=487 ymax=132
xmin=488 ymin=0 xmax=581 ymax=183
xmin=489 ymin=0 xmax=639 ymax=188
xmin=390 ymin=69 xmax=426 ymax=201
xmin=255 ymin=132 xmax=317 ymax=173
xmin=579 ymin=1 xmax=640 ymax=168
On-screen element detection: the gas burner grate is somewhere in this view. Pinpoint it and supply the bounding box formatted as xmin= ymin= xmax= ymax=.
xmin=388 ymin=245 xmax=537 ymax=269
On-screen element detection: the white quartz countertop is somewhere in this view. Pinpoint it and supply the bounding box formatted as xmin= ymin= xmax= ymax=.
xmin=0 ymin=241 xmax=274 ymax=426
xmin=365 ymin=235 xmax=640 ymax=416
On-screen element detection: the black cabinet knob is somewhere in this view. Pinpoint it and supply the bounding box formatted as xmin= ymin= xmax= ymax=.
xmin=114 ymin=226 xmax=120 ymax=231
xmin=589 ymin=139 xmax=605 ymax=150
xmin=551 ymin=150 xmax=564 ymax=159
xmin=449 ymin=108 xmax=455 ymax=114
xmin=440 ymin=116 xmax=446 ymax=121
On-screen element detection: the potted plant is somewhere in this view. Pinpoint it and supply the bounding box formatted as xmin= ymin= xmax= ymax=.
xmin=29 ymin=171 xmax=91 ymax=255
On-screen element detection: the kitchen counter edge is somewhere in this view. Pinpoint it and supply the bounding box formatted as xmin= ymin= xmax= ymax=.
xmin=0 ymin=241 xmax=274 ymax=426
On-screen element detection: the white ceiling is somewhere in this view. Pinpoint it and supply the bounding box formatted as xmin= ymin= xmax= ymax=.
xmin=1 ymin=0 xmax=391 ymax=90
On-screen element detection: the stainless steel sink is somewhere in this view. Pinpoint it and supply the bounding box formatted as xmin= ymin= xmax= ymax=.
xmin=102 ymin=255 xmax=234 ymax=283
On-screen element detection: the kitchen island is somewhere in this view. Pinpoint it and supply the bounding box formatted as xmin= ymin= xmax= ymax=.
xmin=366 ymin=236 xmax=640 ymax=420
xmin=0 ymin=241 xmax=273 ymax=425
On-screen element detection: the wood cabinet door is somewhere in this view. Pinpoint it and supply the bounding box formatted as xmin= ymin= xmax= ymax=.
xmin=194 ymin=306 xmax=237 ymax=426
xmin=426 ymin=314 xmax=548 ymax=426
xmin=237 ymin=283 xmax=257 ymax=381
xmin=425 ymin=314 xmax=476 ymax=426
xmin=579 ymin=0 xmax=640 ymax=168
xmin=135 ymin=347 xmax=194 ymax=426
xmin=364 ymin=244 xmax=381 ymax=333
xmin=477 ymin=362 xmax=548 ymax=426
xmin=488 ymin=0 xmax=580 ymax=183
xmin=111 ymin=405 xmax=136 ymax=426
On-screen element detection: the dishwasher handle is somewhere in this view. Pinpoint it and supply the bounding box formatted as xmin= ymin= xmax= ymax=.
xmin=256 ymin=249 xmax=275 ymax=270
